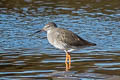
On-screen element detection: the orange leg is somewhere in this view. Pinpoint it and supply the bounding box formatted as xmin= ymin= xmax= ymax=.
xmin=65 ymin=53 xmax=68 ymax=63
xmin=65 ymin=52 xmax=71 ymax=71
xmin=68 ymin=52 xmax=71 ymax=69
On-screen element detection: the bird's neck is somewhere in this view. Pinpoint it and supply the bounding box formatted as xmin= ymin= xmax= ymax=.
xmin=47 ymin=29 xmax=52 ymax=34
xmin=47 ymin=27 xmax=57 ymax=34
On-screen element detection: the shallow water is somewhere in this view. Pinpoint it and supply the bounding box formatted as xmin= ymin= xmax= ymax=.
xmin=0 ymin=0 xmax=120 ymax=80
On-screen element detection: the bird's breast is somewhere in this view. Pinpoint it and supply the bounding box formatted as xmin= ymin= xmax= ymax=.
xmin=47 ymin=31 xmax=68 ymax=50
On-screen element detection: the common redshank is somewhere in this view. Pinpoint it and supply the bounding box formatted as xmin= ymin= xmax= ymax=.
xmin=35 ymin=22 xmax=96 ymax=70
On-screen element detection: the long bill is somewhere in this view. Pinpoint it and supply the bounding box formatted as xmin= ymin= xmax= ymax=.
xmin=29 ymin=29 xmax=44 ymax=36
xmin=34 ymin=29 xmax=44 ymax=34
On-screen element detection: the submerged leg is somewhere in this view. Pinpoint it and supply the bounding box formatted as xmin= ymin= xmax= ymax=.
xmin=65 ymin=62 xmax=69 ymax=71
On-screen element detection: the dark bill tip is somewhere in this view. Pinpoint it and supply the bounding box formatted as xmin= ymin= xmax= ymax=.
xmin=29 ymin=29 xmax=44 ymax=36
xmin=34 ymin=29 xmax=44 ymax=34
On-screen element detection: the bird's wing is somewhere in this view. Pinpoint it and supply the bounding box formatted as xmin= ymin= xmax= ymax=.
xmin=54 ymin=28 xmax=92 ymax=47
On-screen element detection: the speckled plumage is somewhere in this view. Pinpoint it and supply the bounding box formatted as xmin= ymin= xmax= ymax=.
xmin=43 ymin=22 xmax=96 ymax=52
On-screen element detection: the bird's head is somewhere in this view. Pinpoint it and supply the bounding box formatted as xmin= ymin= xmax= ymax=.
xmin=42 ymin=22 xmax=57 ymax=31
xmin=34 ymin=22 xmax=57 ymax=34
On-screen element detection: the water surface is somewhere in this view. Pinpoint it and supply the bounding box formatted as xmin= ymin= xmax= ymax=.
xmin=0 ymin=0 xmax=120 ymax=80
